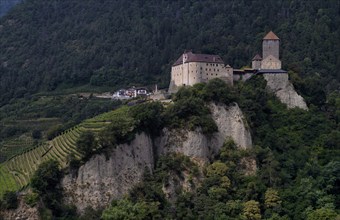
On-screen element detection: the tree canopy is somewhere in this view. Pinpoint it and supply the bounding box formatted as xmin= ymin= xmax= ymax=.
xmin=0 ymin=0 xmax=338 ymax=105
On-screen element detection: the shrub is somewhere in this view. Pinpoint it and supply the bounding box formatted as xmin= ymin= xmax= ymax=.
xmin=31 ymin=160 xmax=62 ymax=195
xmin=46 ymin=125 xmax=64 ymax=140
xmin=1 ymin=191 xmax=18 ymax=210
xmin=32 ymin=130 xmax=42 ymax=139
xmin=76 ymin=131 xmax=97 ymax=159
xmin=201 ymin=78 xmax=236 ymax=104
xmin=129 ymin=102 xmax=164 ymax=135
xmin=24 ymin=192 xmax=39 ymax=207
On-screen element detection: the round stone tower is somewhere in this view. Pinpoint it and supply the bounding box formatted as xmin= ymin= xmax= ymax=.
xmin=262 ymin=31 xmax=279 ymax=60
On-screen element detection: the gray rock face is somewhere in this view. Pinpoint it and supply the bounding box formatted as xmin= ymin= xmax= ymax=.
xmin=156 ymin=129 xmax=210 ymax=163
xmin=157 ymin=103 xmax=253 ymax=162
xmin=62 ymin=103 xmax=253 ymax=213
xmin=62 ymin=133 xmax=154 ymax=212
xmin=263 ymin=73 xmax=308 ymax=110
xmin=1 ymin=196 xmax=39 ymax=220
xmin=210 ymin=103 xmax=252 ymax=150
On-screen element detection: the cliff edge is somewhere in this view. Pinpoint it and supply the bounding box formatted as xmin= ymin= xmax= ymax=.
xmin=263 ymin=73 xmax=308 ymax=110
xmin=62 ymin=103 xmax=253 ymax=213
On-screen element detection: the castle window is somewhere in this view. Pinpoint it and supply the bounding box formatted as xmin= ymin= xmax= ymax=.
xmin=214 ymin=69 xmax=215 ymax=71
xmin=216 ymin=74 xmax=218 ymax=76
xmin=200 ymin=67 xmax=202 ymax=70
xmin=217 ymin=69 xmax=219 ymax=72
xmin=206 ymin=68 xmax=207 ymax=71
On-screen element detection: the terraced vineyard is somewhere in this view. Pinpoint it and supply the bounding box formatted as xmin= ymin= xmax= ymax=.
xmin=0 ymin=136 xmax=36 ymax=163
xmin=0 ymin=113 xmax=115 ymax=197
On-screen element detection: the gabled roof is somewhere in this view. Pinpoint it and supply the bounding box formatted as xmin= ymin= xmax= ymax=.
xmin=173 ymin=51 xmax=224 ymax=66
xmin=262 ymin=54 xmax=280 ymax=62
xmin=252 ymin=54 xmax=262 ymax=61
xmin=263 ymin=31 xmax=279 ymax=40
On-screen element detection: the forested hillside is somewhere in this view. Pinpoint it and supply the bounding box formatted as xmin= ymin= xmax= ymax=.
xmin=0 ymin=0 xmax=339 ymax=105
xmin=0 ymin=0 xmax=21 ymax=17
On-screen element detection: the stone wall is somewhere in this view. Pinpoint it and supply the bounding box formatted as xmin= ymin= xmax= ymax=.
xmin=170 ymin=62 xmax=233 ymax=92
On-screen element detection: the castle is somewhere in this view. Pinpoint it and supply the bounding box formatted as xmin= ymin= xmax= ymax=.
xmin=169 ymin=31 xmax=287 ymax=93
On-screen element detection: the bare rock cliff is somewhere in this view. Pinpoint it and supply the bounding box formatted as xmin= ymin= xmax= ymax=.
xmin=62 ymin=133 xmax=154 ymax=212
xmin=263 ymin=73 xmax=308 ymax=110
xmin=1 ymin=196 xmax=39 ymax=220
xmin=62 ymin=103 xmax=253 ymax=213
xmin=209 ymin=103 xmax=252 ymax=150
xmin=157 ymin=103 xmax=252 ymax=162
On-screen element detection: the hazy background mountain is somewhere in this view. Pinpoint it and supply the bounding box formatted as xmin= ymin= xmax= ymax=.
xmin=0 ymin=0 xmax=339 ymax=106
xmin=0 ymin=0 xmax=22 ymax=17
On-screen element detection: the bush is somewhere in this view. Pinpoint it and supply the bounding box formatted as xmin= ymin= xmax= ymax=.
xmin=31 ymin=160 xmax=62 ymax=195
xmin=32 ymin=130 xmax=42 ymax=139
xmin=164 ymin=95 xmax=217 ymax=134
xmin=46 ymin=125 xmax=64 ymax=140
xmin=76 ymin=131 xmax=97 ymax=159
xmin=129 ymin=102 xmax=164 ymax=135
xmin=201 ymin=78 xmax=236 ymax=104
xmin=24 ymin=192 xmax=39 ymax=207
xmin=1 ymin=191 xmax=18 ymax=210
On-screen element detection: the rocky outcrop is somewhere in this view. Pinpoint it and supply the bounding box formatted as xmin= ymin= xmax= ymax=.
xmin=62 ymin=103 xmax=253 ymax=213
xmin=263 ymin=73 xmax=308 ymax=110
xmin=209 ymin=103 xmax=252 ymax=150
xmin=157 ymin=103 xmax=252 ymax=162
xmin=62 ymin=133 xmax=154 ymax=213
xmin=1 ymin=196 xmax=39 ymax=220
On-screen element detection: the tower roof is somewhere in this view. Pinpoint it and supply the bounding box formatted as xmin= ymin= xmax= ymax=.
xmin=252 ymin=54 xmax=262 ymax=60
xmin=263 ymin=31 xmax=279 ymax=40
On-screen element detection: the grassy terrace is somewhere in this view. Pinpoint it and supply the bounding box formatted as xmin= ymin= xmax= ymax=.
xmin=0 ymin=110 xmax=118 ymax=197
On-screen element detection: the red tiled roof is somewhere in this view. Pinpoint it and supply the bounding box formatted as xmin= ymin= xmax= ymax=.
xmin=263 ymin=31 xmax=279 ymax=40
xmin=173 ymin=51 xmax=224 ymax=66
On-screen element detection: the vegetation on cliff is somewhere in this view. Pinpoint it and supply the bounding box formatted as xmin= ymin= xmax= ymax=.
xmin=99 ymin=78 xmax=339 ymax=220
xmin=0 ymin=77 xmax=337 ymax=219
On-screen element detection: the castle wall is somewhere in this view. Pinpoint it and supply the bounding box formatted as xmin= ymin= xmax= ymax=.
xmin=171 ymin=62 xmax=231 ymax=88
xmin=261 ymin=55 xmax=282 ymax=69
xmin=263 ymin=40 xmax=279 ymax=60
xmin=252 ymin=60 xmax=261 ymax=69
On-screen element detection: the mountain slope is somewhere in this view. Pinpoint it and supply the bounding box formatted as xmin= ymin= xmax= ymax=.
xmin=0 ymin=0 xmax=21 ymax=17
xmin=0 ymin=0 xmax=339 ymax=105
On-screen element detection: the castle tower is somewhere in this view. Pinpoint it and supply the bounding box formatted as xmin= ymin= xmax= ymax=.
xmin=261 ymin=31 xmax=281 ymax=69
xmin=262 ymin=31 xmax=279 ymax=60
xmin=252 ymin=54 xmax=262 ymax=69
